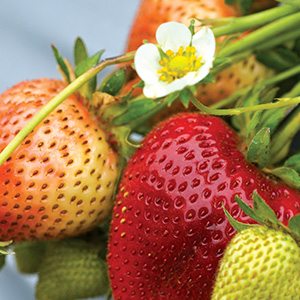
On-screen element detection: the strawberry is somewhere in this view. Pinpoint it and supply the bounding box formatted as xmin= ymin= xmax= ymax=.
xmin=212 ymin=226 xmax=300 ymax=299
xmin=36 ymin=238 xmax=109 ymax=300
xmin=14 ymin=241 xmax=46 ymax=274
xmin=212 ymin=193 xmax=300 ymax=299
xmin=126 ymin=0 xmax=273 ymax=105
xmin=107 ymin=112 xmax=300 ymax=300
xmin=0 ymin=79 xmax=118 ymax=241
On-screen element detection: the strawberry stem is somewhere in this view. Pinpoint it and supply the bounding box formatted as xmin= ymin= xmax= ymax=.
xmin=0 ymin=52 xmax=135 ymax=166
xmin=219 ymin=12 xmax=300 ymax=57
xmin=213 ymin=5 xmax=299 ymax=37
xmin=211 ymin=65 xmax=300 ymax=109
xmin=191 ymin=94 xmax=300 ymax=116
xmin=271 ymin=105 xmax=300 ymax=164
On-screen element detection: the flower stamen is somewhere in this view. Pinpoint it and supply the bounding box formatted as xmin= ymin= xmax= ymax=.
xmin=158 ymin=46 xmax=203 ymax=83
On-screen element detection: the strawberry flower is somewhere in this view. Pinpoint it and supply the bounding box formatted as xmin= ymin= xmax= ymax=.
xmin=134 ymin=21 xmax=216 ymax=99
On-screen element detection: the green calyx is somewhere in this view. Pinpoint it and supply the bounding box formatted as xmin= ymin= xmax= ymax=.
xmin=224 ymin=191 xmax=300 ymax=245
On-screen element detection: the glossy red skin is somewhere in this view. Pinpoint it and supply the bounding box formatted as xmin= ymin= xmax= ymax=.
xmin=108 ymin=113 xmax=300 ymax=300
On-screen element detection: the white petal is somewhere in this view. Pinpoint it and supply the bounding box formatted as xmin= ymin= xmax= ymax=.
xmin=144 ymin=76 xmax=190 ymax=99
xmin=192 ymin=27 xmax=216 ymax=64
xmin=134 ymin=43 xmax=161 ymax=84
xmin=156 ymin=22 xmax=192 ymax=52
xmin=189 ymin=64 xmax=211 ymax=85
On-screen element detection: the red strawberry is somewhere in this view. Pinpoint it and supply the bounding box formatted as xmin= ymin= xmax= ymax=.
xmin=126 ymin=0 xmax=273 ymax=105
xmin=0 ymin=79 xmax=118 ymax=241
xmin=107 ymin=112 xmax=300 ymax=300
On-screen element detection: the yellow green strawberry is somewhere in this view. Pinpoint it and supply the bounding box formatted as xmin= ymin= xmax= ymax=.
xmin=212 ymin=226 xmax=300 ymax=299
xmin=14 ymin=241 xmax=46 ymax=274
xmin=36 ymin=238 xmax=109 ymax=300
xmin=212 ymin=191 xmax=300 ymax=299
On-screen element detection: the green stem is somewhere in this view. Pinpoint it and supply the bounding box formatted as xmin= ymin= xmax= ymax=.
xmin=219 ymin=12 xmax=300 ymax=57
xmin=213 ymin=5 xmax=299 ymax=37
xmin=211 ymin=65 xmax=300 ymax=109
xmin=191 ymin=95 xmax=300 ymax=116
xmin=256 ymin=28 xmax=300 ymax=51
xmin=271 ymin=104 xmax=300 ymax=163
xmin=0 ymin=52 xmax=135 ymax=166
xmin=283 ymin=81 xmax=300 ymax=98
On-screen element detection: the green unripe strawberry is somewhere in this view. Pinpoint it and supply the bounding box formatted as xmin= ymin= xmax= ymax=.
xmin=212 ymin=226 xmax=300 ymax=299
xmin=36 ymin=239 xmax=109 ymax=300
xmin=14 ymin=241 xmax=46 ymax=274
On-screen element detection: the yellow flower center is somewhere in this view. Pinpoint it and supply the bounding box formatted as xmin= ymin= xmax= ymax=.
xmin=158 ymin=46 xmax=203 ymax=83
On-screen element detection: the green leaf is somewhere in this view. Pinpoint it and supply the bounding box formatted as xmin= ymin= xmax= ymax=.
xmin=246 ymin=127 xmax=271 ymax=168
xmin=260 ymin=87 xmax=280 ymax=104
xmin=246 ymin=110 xmax=263 ymax=138
xmin=112 ymin=98 xmax=158 ymax=126
xmin=288 ymin=215 xmax=300 ymax=239
xmin=99 ymin=69 xmax=126 ymax=96
xmin=260 ymin=107 xmax=289 ymax=134
xmin=223 ymin=206 xmax=255 ymax=232
xmin=75 ymin=50 xmax=104 ymax=78
xmin=74 ymin=37 xmax=88 ymax=66
xmin=75 ymin=50 xmax=104 ymax=98
xmin=256 ymin=48 xmax=300 ymax=71
xmin=51 ymin=45 xmax=71 ymax=83
xmin=234 ymin=195 xmax=263 ymax=224
xmin=284 ymin=154 xmax=300 ymax=173
xmin=252 ymin=191 xmax=279 ymax=225
xmin=270 ymin=167 xmax=300 ymax=189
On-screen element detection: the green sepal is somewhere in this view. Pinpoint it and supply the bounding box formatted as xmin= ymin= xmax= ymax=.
xmin=269 ymin=167 xmax=300 ymax=189
xmin=75 ymin=50 xmax=104 ymax=77
xmin=179 ymin=89 xmax=192 ymax=109
xmin=199 ymin=72 xmax=215 ymax=84
xmin=288 ymin=215 xmax=300 ymax=239
xmin=284 ymin=153 xmax=300 ymax=173
xmin=223 ymin=206 xmax=256 ymax=232
xmin=246 ymin=127 xmax=271 ymax=168
xmin=188 ymin=19 xmax=196 ymax=36
xmin=165 ymin=91 xmax=180 ymax=107
xmin=112 ymin=98 xmax=158 ymax=126
xmin=252 ymin=191 xmax=280 ymax=225
xmin=260 ymin=107 xmax=288 ymax=134
xmin=246 ymin=110 xmax=263 ymax=138
xmin=99 ymin=69 xmax=126 ymax=96
xmin=74 ymin=37 xmax=88 ymax=66
xmin=235 ymin=195 xmax=264 ymax=224
xmin=75 ymin=49 xmax=105 ymax=98
xmin=51 ymin=45 xmax=71 ymax=83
